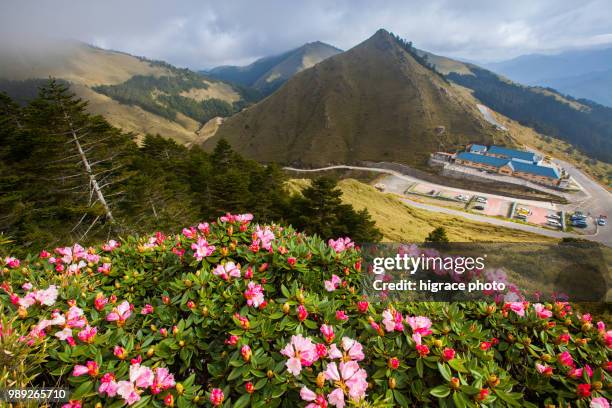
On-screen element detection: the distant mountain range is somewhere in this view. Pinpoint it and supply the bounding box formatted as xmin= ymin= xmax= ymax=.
xmin=486 ymin=47 xmax=612 ymax=107
xmin=205 ymin=41 xmax=342 ymax=96
xmin=1 ymin=34 xmax=611 ymax=166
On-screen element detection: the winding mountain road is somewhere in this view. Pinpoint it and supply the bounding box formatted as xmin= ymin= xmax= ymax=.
xmin=284 ymin=164 xmax=611 ymax=245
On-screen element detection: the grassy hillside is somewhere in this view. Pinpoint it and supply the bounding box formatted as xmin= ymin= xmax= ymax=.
xmin=0 ymin=42 xmax=250 ymax=144
xmin=287 ymin=178 xmax=555 ymax=242
xmin=208 ymin=29 xmax=503 ymax=167
xmin=207 ymin=41 xmax=342 ymax=95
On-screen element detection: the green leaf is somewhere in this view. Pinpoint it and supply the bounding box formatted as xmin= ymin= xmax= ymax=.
xmin=233 ymin=394 xmax=250 ymax=408
xmin=452 ymin=391 xmax=468 ymax=408
xmin=448 ymin=358 xmax=468 ymax=373
xmin=416 ymin=357 xmax=424 ymax=378
xmin=438 ymin=362 xmax=452 ymax=382
xmin=430 ymin=385 xmax=451 ymax=398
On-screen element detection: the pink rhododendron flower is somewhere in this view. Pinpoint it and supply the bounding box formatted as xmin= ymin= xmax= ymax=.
xmin=116 ymin=380 xmax=140 ymax=405
xmin=406 ymin=315 xmax=432 ymax=345
xmin=506 ymin=302 xmax=526 ymax=317
xmin=591 ymin=397 xmax=610 ymax=408
xmin=197 ymin=222 xmax=210 ymax=234
xmin=99 ymin=373 xmax=119 ymax=397
xmin=442 ymin=348 xmax=456 ymax=361
xmin=328 ymin=337 xmax=365 ymax=361
xmin=97 ymin=263 xmax=111 ymax=275
xmin=94 ymin=293 xmax=108 ymax=311
xmin=328 ymin=237 xmax=354 ymax=253
xmin=324 ymin=361 xmax=368 ymax=405
xmin=191 ymin=237 xmax=215 ymax=260
xmin=210 ymin=388 xmax=224 ymax=406
xmin=77 ymin=325 xmax=96 ymax=343
xmin=253 ymin=226 xmax=275 ymax=250
xmin=62 ymin=401 xmax=82 ymax=408
xmin=297 ymin=304 xmax=308 ymax=321
xmin=182 ymin=227 xmax=197 ymax=239
xmin=280 ymin=334 xmax=319 ymax=376
xmin=316 ymin=343 xmax=328 ymax=358
xmin=597 ymin=321 xmax=606 ymax=332
xmin=382 ymin=308 xmax=404 ymax=332
xmin=213 ymin=262 xmax=241 ymax=280
xmin=536 ymin=363 xmax=553 ymax=376
xmin=533 ymin=303 xmax=553 ymax=319
xmin=114 ymin=346 xmax=127 ymax=360
xmin=234 ymin=213 xmax=254 ymax=223
xmin=4 ymin=256 xmax=20 ymax=268
xmin=151 ymin=367 xmax=175 ymax=394
xmin=416 ymin=344 xmax=430 ymax=357
xmin=106 ymin=301 xmax=132 ymax=326
xmin=39 ymin=250 xmax=51 ymax=259
xmin=141 ymin=304 xmax=154 ymax=315
xmin=559 ymin=351 xmax=575 ymax=367
xmin=244 ymin=281 xmax=264 ymax=307
xmin=241 ymin=344 xmax=252 ymax=362
xmin=73 ymin=360 xmax=98 ymax=377
xmin=55 ymin=327 xmax=73 ymax=341
xmin=129 ymin=363 xmax=154 ymax=388
xmin=102 ymin=239 xmax=120 ymax=252
xmin=357 ymin=301 xmax=369 ymax=313
xmin=605 ymin=331 xmax=612 ymax=348
xmin=22 ymin=282 xmax=33 ymax=291
xmin=66 ymin=306 xmax=87 ymax=328
xmin=321 ymin=324 xmax=335 ymax=343
xmin=225 ymin=335 xmax=239 ymax=346
xmin=325 ymin=274 xmax=342 ymax=292
xmin=335 ymin=311 xmax=349 ymax=322
xmin=301 ymin=387 xmax=328 ymax=408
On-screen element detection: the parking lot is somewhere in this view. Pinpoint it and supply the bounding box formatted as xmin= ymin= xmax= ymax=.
xmin=406 ymin=181 xmax=567 ymax=229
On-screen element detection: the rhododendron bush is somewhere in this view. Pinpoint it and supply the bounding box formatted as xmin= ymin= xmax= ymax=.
xmin=1 ymin=214 xmax=610 ymax=407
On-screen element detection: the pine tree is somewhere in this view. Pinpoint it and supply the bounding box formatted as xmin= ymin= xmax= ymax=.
xmin=425 ymin=227 xmax=449 ymax=243
xmin=21 ymin=79 xmax=133 ymax=242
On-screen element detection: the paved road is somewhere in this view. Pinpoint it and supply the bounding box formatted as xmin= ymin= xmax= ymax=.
xmin=285 ymin=164 xmax=611 ymax=245
xmin=552 ymin=157 xmax=612 ymax=245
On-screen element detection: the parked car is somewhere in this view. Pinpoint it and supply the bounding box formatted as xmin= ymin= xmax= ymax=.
xmin=473 ymin=205 xmax=485 ymax=211
xmin=515 ymin=214 xmax=528 ymax=221
xmin=572 ymin=220 xmax=588 ymax=228
xmin=546 ymin=214 xmax=561 ymax=221
xmin=475 ymin=197 xmax=488 ymax=203
xmin=571 ymin=214 xmax=586 ymax=221
xmin=547 ymin=220 xmax=561 ymax=227
xmin=517 ymin=208 xmax=532 ymax=216
xmin=597 ymin=215 xmax=607 ymax=226
xmin=455 ymin=194 xmax=469 ymax=202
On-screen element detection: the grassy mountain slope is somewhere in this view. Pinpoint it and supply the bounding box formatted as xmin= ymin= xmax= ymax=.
xmin=206 ymin=29 xmax=502 ymax=167
xmin=288 ymin=178 xmax=555 ymax=242
xmin=207 ymin=41 xmax=342 ymax=95
xmin=0 ymin=42 xmax=249 ymax=144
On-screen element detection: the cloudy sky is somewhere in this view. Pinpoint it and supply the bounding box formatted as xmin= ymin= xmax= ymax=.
xmin=1 ymin=0 xmax=611 ymax=69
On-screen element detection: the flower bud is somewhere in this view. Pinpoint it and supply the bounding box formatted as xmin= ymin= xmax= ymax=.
xmin=245 ymin=382 xmax=254 ymax=394
xmin=433 ymin=339 xmax=443 ymax=348
xmin=450 ymin=377 xmax=461 ymax=390
xmin=147 ymin=347 xmax=155 ymax=358
xmin=266 ymin=370 xmax=274 ymax=379
xmin=282 ymin=303 xmax=290 ymax=314
xmin=487 ymin=374 xmax=500 ymax=388
xmin=388 ymin=377 xmax=396 ymax=389
xmin=179 ymin=340 xmax=185 ymax=348
xmin=201 ymin=306 xmax=209 ymax=316
xmin=316 ymin=372 xmax=326 ymax=388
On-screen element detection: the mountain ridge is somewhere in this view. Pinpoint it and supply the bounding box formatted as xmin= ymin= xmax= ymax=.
xmin=204 ymin=29 xmax=502 ymax=166
xmin=206 ymin=41 xmax=342 ymax=95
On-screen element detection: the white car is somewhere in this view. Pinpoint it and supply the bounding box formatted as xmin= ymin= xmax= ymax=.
xmin=546 ymin=214 xmax=561 ymax=220
xmin=547 ymin=220 xmax=561 ymax=227
xmin=476 ymin=197 xmax=488 ymax=203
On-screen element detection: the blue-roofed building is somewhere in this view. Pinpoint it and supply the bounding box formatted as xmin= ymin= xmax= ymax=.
xmin=454 ymin=151 xmax=561 ymax=186
xmin=468 ymin=144 xmax=488 ymax=154
xmin=486 ymin=146 xmax=540 ymax=163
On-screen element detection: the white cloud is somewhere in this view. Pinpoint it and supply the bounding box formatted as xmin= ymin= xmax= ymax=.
xmin=0 ymin=0 xmax=610 ymax=68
